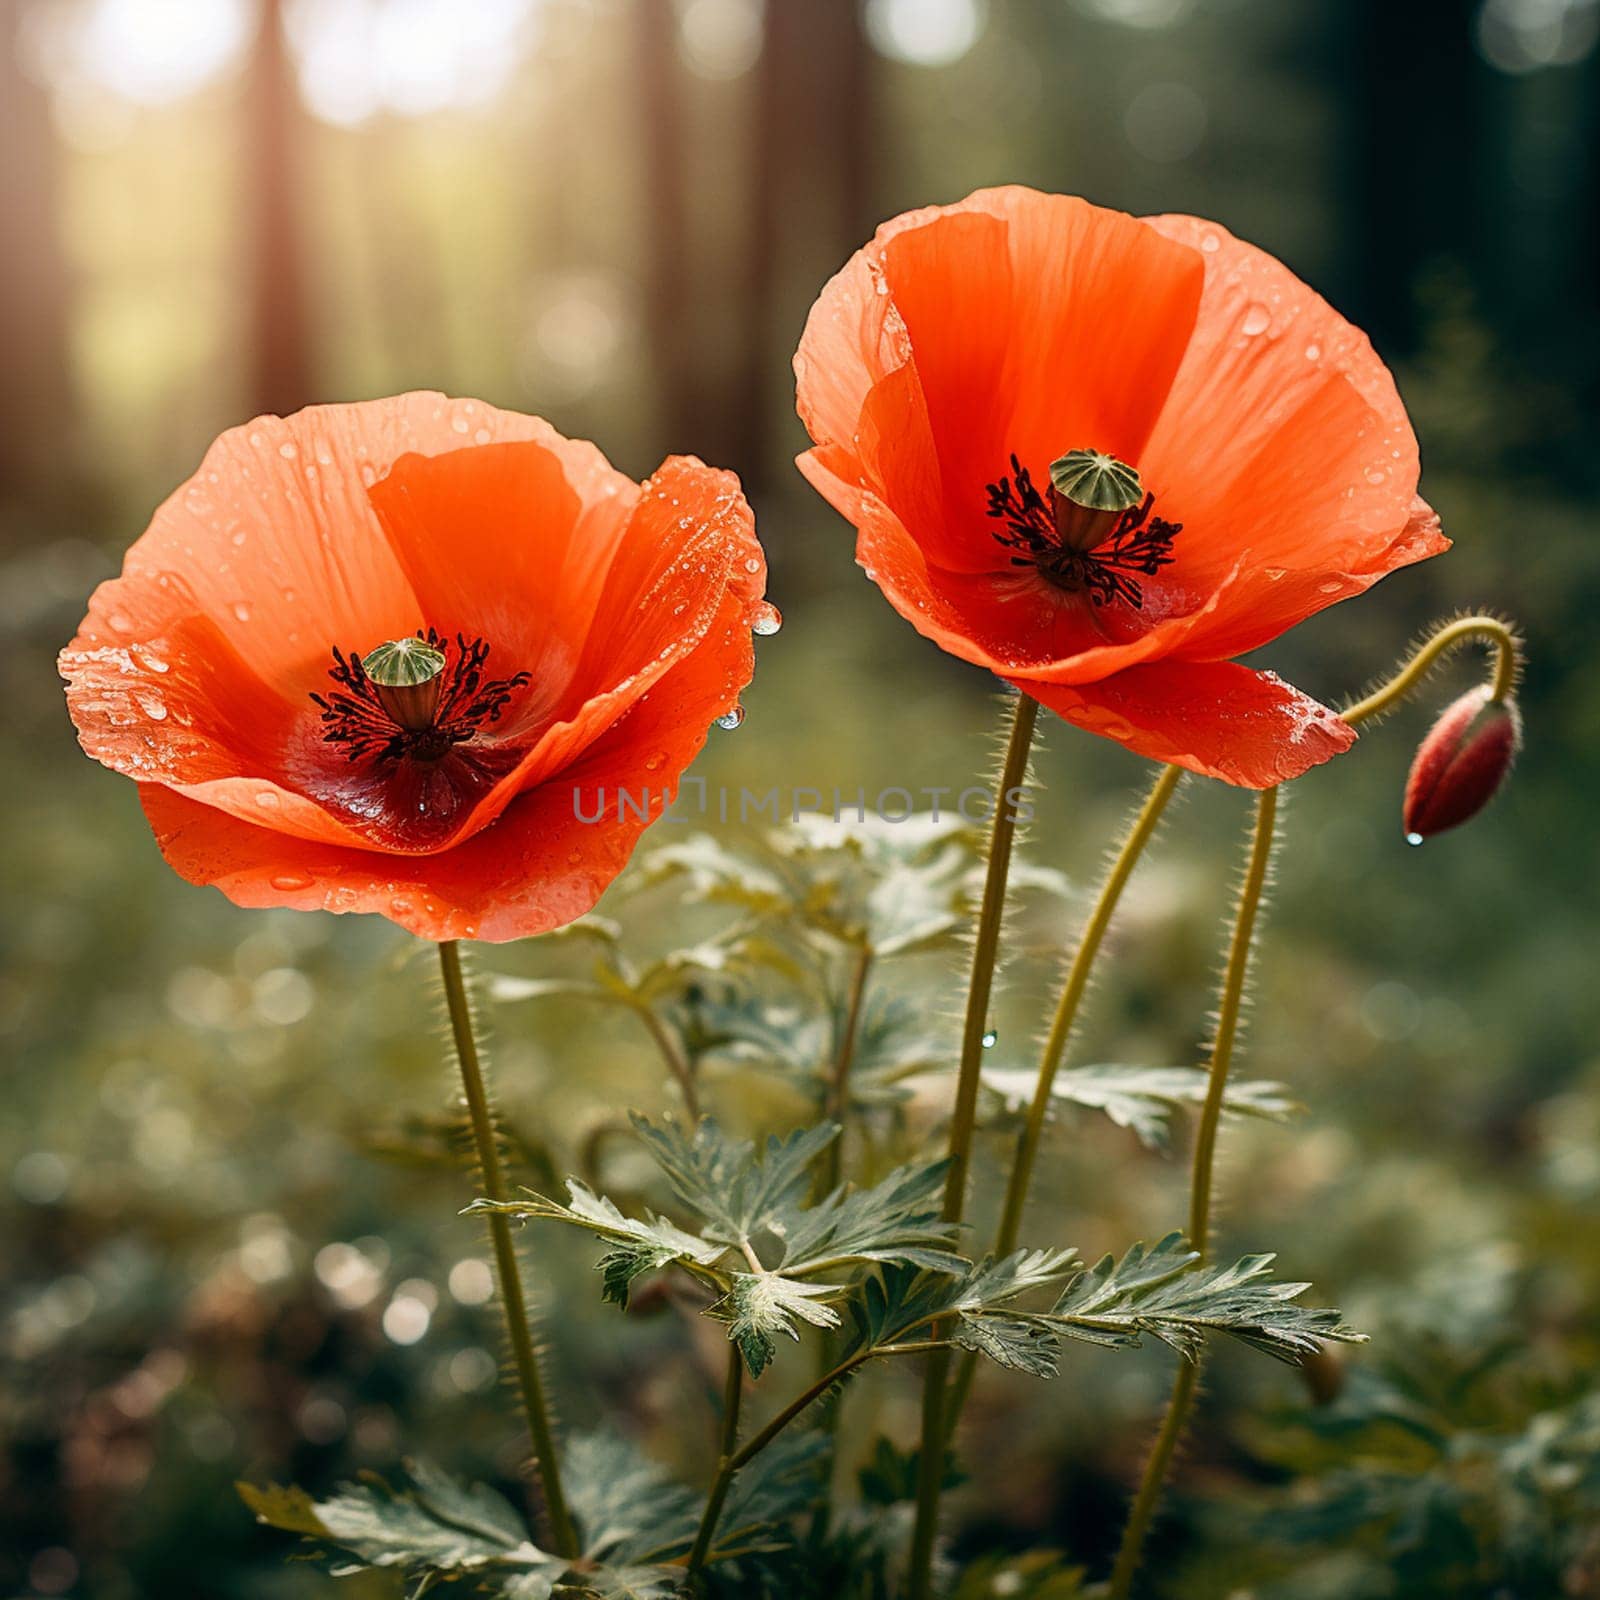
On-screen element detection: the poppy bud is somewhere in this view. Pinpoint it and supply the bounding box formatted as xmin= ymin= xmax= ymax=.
xmin=1048 ymin=448 xmax=1144 ymax=551
xmin=362 ymin=636 xmax=446 ymax=731
xmin=1403 ymin=685 xmax=1521 ymax=843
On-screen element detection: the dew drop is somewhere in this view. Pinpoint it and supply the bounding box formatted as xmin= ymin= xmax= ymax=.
xmin=1200 ymin=232 xmax=1220 ymax=252
xmin=474 ymin=428 xmax=492 ymax=445
xmin=108 ymin=610 xmax=134 ymax=634
xmin=451 ymin=415 xmax=470 ymax=435
xmin=981 ymin=1028 xmax=998 ymax=1049
xmin=1365 ymin=468 xmax=1387 ymax=485
xmin=743 ymin=557 xmax=761 ymax=574
xmin=271 ymin=871 xmax=314 ymax=891
xmin=1405 ymin=831 xmax=1424 ymax=848
xmin=232 ymin=602 xmax=251 ymax=623
xmin=715 ymin=705 xmax=745 ymax=731
xmin=255 ymin=791 xmax=281 ymax=810
xmin=1241 ymin=303 xmax=1271 ymax=336
xmin=278 ymin=441 xmax=298 ymax=459
xmin=1305 ymin=342 xmax=1322 ymax=361
xmin=751 ymin=603 xmax=783 ymax=637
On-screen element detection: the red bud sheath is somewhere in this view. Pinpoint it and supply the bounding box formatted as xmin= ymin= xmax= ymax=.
xmin=1403 ymin=686 xmax=1521 ymax=842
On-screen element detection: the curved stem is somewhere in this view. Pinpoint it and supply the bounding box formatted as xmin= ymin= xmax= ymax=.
xmin=438 ymin=940 xmax=578 ymax=1559
xmin=1343 ymin=614 xmax=1518 ymax=727
xmin=908 ymin=691 xmax=1040 ymax=1600
xmin=944 ymin=762 xmax=1183 ymax=1433
xmin=634 ymin=1001 xmax=699 ymax=1119
xmin=686 ymin=1346 xmax=745 ymax=1579
xmin=1107 ymin=785 xmax=1278 ymax=1599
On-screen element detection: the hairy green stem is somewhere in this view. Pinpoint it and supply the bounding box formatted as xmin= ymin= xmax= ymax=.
xmin=438 ymin=940 xmax=578 ymax=1558
xmin=686 ymin=1346 xmax=745 ymax=1579
xmin=1106 ymin=784 xmax=1279 ymax=1599
xmin=908 ymin=691 xmax=1040 ymax=1600
xmin=1343 ymin=614 xmax=1519 ymax=726
xmin=946 ymin=763 xmax=1184 ymax=1432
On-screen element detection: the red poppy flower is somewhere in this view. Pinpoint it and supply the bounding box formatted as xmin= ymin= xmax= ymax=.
xmin=794 ymin=187 xmax=1448 ymax=787
xmin=60 ymin=393 xmax=768 ymax=941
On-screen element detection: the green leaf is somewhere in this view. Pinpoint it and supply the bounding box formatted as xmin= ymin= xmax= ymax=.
xmin=239 ymin=1461 xmax=564 ymax=1594
xmin=984 ymin=1063 xmax=1299 ymax=1150
xmin=631 ymin=1116 xmax=838 ymax=1245
xmin=848 ymin=1249 xmax=1080 ymax=1370
xmin=481 ymin=1118 xmax=966 ymax=1367
xmin=469 ymin=1182 xmax=725 ymax=1307
xmin=562 ymin=1432 xmax=700 ymax=1565
xmin=773 ymin=1156 xmax=966 ymax=1277
xmin=1045 ymin=1234 xmax=1367 ymax=1363
xmin=710 ymin=1434 xmax=830 ymax=1559
xmin=717 ymin=1272 xmax=842 ymax=1377
xmin=237 ymin=1480 xmax=328 ymax=1538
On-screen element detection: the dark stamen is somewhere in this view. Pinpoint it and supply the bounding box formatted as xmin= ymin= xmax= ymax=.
xmin=311 ymin=628 xmax=529 ymax=764
xmin=986 ymin=452 xmax=1180 ymax=610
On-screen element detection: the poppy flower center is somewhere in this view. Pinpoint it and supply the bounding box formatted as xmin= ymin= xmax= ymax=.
xmin=311 ymin=629 xmax=530 ymax=765
xmin=986 ymin=448 xmax=1180 ymax=610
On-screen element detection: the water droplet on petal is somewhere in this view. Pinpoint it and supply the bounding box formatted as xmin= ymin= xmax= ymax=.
xmin=752 ymin=603 xmax=783 ymax=637
xmin=271 ymin=871 xmax=314 ymax=891
xmin=233 ymin=602 xmax=251 ymax=623
xmin=1241 ymin=303 xmax=1271 ymax=336
xmin=1405 ymin=832 xmax=1424 ymax=848
xmin=715 ymin=705 xmax=745 ymax=731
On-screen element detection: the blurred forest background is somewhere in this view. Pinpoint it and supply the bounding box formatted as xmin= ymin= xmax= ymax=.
xmin=4 ymin=0 xmax=1600 ymax=1596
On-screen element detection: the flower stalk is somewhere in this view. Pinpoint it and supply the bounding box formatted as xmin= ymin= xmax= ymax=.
xmin=907 ymin=690 xmax=1040 ymax=1600
xmin=1107 ymin=784 xmax=1279 ymax=1599
xmin=437 ymin=939 xmax=578 ymax=1558
xmin=1341 ymin=614 xmax=1519 ymax=728
xmin=945 ymin=761 xmax=1184 ymax=1434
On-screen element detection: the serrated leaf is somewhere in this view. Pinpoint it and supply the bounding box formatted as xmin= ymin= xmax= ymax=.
xmin=632 ymin=1116 xmax=838 ymax=1245
xmin=241 ymin=1461 xmax=563 ymax=1594
xmin=718 ymin=1273 xmax=842 ymax=1377
xmin=1045 ymin=1237 xmax=1366 ymax=1363
xmin=237 ymin=1480 xmax=329 ymax=1538
xmin=771 ymin=1157 xmax=965 ymax=1278
xmin=948 ymin=1313 xmax=1061 ymax=1377
xmin=847 ymin=1250 xmax=1080 ymax=1366
xmin=468 ymin=1183 xmax=725 ymax=1306
xmin=984 ymin=1064 xmax=1299 ymax=1150
xmin=562 ymin=1433 xmax=700 ymax=1565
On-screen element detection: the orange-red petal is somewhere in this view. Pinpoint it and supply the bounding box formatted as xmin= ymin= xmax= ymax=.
xmin=1008 ymin=659 xmax=1355 ymax=788
xmin=137 ymin=579 xmax=756 ymax=942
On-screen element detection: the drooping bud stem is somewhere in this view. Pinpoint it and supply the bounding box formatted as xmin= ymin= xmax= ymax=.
xmin=1403 ymin=685 xmax=1521 ymax=842
xmin=362 ymin=636 xmax=447 ymax=731
xmin=1048 ymin=448 xmax=1144 ymax=551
